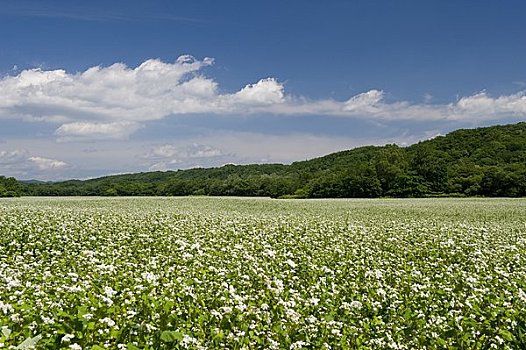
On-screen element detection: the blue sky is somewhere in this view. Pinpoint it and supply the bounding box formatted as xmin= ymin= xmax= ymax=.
xmin=1 ymin=0 xmax=525 ymax=180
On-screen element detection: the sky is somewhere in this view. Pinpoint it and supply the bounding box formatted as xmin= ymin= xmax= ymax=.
xmin=1 ymin=0 xmax=526 ymax=180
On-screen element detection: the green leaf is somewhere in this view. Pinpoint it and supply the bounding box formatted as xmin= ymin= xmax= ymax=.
xmin=160 ymin=330 xmax=183 ymax=343
xmin=91 ymin=346 xmax=106 ymax=350
xmin=58 ymin=310 xmax=74 ymax=319
xmin=1 ymin=326 xmax=11 ymax=339
xmin=436 ymin=337 xmax=447 ymax=347
xmin=499 ymin=329 xmax=514 ymax=342
xmin=16 ymin=335 xmax=42 ymax=350
xmin=110 ymin=328 xmax=122 ymax=338
xmin=212 ymin=331 xmax=224 ymax=342
xmin=403 ymin=309 xmax=412 ymax=320
xmin=127 ymin=343 xmax=142 ymax=350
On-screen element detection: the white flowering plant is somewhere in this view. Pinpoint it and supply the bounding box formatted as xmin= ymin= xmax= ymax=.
xmin=0 ymin=197 xmax=525 ymax=349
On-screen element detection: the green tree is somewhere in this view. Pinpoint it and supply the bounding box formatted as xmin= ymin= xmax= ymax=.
xmin=0 ymin=176 xmax=22 ymax=197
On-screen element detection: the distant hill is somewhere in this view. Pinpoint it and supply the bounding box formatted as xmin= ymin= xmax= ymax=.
xmin=19 ymin=122 xmax=526 ymax=198
xmin=20 ymin=179 xmax=54 ymax=184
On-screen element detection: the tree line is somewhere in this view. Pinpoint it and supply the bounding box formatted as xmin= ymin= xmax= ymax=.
xmin=0 ymin=176 xmax=22 ymax=197
xmin=12 ymin=122 xmax=526 ymax=198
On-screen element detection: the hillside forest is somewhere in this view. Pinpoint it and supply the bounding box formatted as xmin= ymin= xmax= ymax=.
xmin=3 ymin=122 xmax=526 ymax=198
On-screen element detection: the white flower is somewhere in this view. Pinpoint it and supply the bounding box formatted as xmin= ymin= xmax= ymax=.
xmin=41 ymin=315 xmax=55 ymax=325
xmin=285 ymin=259 xmax=296 ymax=269
xmin=290 ymin=340 xmax=308 ymax=349
xmin=100 ymin=317 xmax=116 ymax=327
xmin=180 ymin=334 xmax=198 ymax=348
xmin=141 ymin=271 xmax=158 ymax=284
xmin=309 ymin=297 xmax=320 ymax=305
xmin=285 ymin=308 xmax=300 ymax=323
xmin=0 ymin=301 xmax=14 ymax=314
xmin=350 ymin=300 xmax=362 ymax=310
xmin=221 ymin=306 xmax=233 ymax=314
xmin=61 ymin=334 xmax=75 ymax=343
xmin=104 ymin=286 xmax=117 ymax=297
xmin=331 ymin=328 xmax=342 ymax=337
xmin=264 ymin=249 xmax=276 ymax=257
xmin=69 ymin=343 xmax=82 ymax=350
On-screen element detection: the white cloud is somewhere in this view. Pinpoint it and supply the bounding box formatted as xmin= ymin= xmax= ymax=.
xmin=144 ymin=143 xmax=224 ymax=171
xmin=424 ymin=93 xmax=433 ymax=103
xmin=343 ymin=89 xmax=384 ymax=113
xmin=55 ymin=121 xmax=141 ymax=141
xmin=149 ymin=145 xmax=180 ymax=158
xmin=1 ymin=56 xmax=526 ymax=143
xmin=0 ymin=55 xmax=218 ymax=128
xmin=233 ymin=78 xmax=285 ymax=105
xmin=0 ymin=149 xmax=29 ymax=166
xmin=453 ymin=91 xmax=526 ymax=119
xmin=148 ymin=143 xmax=223 ymax=159
xmin=28 ymin=156 xmax=68 ymax=170
xmin=0 ymin=149 xmax=68 ymax=178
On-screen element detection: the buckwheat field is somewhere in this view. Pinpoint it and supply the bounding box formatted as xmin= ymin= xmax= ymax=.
xmin=1 ymin=197 xmax=525 ymax=349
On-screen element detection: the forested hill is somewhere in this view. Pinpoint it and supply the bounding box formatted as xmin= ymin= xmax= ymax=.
xmin=15 ymin=122 xmax=526 ymax=198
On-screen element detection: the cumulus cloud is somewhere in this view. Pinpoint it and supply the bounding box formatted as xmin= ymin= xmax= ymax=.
xmin=1 ymin=55 xmax=526 ymax=142
xmin=452 ymin=91 xmax=526 ymax=119
xmin=0 ymin=55 xmax=218 ymax=127
xmin=28 ymin=156 xmax=68 ymax=170
xmin=0 ymin=149 xmax=29 ymax=166
xmin=0 ymin=149 xmax=68 ymax=177
xmin=343 ymin=89 xmax=384 ymax=113
xmin=233 ymin=78 xmax=285 ymax=105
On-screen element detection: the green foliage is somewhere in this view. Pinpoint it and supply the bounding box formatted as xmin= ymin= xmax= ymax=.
xmin=0 ymin=176 xmax=22 ymax=197
xmin=20 ymin=122 xmax=526 ymax=198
